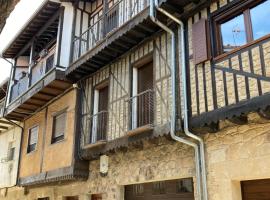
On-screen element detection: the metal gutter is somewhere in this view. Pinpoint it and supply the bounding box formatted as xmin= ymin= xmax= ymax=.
xmin=150 ymin=1 xmax=204 ymax=199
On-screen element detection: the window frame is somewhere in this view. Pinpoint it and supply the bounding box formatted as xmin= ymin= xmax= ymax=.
xmin=91 ymin=80 xmax=110 ymax=144
xmin=51 ymin=108 xmax=67 ymax=144
xmin=27 ymin=125 xmax=39 ymax=154
xmin=212 ymin=0 xmax=269 ymax=56
xmin=131 ymin=53 xmax=154 ymax=130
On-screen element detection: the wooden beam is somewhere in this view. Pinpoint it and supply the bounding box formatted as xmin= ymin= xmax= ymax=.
xmin=0 ymin=126 xmax=8 ymax=130
xmin=15 ymin=8 xmax=61 ymax=58
xmin=0 ymin=120 xmax=13 ymax=126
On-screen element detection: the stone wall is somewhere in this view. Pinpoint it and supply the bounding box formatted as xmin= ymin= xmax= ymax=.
xmin=2 ymin=113 xmax=270 ymax=200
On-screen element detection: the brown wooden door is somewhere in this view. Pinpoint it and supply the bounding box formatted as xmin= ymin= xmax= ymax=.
xmin=125 ymin=179 xmax=194 ymax=200
xmin=65 ymin=197 xmax=79 ymax=200
xmin=92 ymin=194 xmax=102 ymax=200
xmin=97 ymin=85 xmax=109 ymax=141
xmin=137 ymin=61 xmax=154 ymax=127
xmin=241 ymin=179 xmax=270 ymax=200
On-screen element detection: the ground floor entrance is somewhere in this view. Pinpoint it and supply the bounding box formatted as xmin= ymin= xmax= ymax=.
xmin=241 ymin=179 xmax=270 ymax=200
xmin=125 ymin=178 xmax=194 ymax=200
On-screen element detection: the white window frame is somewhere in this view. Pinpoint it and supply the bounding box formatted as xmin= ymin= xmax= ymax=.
xmin=91 ymin=89 xmax=100 ymax=143
xmin=132 ymin=67 xmax=138 ymax=130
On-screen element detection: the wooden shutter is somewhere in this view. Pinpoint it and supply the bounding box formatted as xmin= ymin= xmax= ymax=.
xmin=92 ymin=194 xmax=102 ymax=200
xmin=65 ymin=197 xmax=79 ymax=200
xmin=192 ymin=18 xmax=211 ymax=65
xmin=137 ymin=61 xmax=154 ymax=127
xmin=96 ymin=85 xmax=109 ymax=141
xmin=98 ymin=86 xmax=109 ymax=112
xmin=53 ymin=112 xmax=67 ymax=138
xmin=138 ymin=61 xmax=153 ymax=93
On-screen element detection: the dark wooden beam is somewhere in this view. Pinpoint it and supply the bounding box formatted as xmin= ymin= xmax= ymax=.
xmin=15 ymin=8 xmax=61 ymax=58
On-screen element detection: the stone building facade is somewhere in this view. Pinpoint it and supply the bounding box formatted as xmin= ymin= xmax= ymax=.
xmin=1 ymin=112 xmax=270 ymax=200
xmin=1 ymin=0 xmax=270 ymax=199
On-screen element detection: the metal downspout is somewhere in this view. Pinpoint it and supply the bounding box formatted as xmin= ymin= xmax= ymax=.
xmin=149 ymin=1 xmax=202 ymax=199
xmin=154 ymin=3 xmax=208 ymax=200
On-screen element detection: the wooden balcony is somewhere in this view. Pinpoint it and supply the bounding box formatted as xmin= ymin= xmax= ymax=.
xmin=189 ymin=35 xmax=270 ymax=129
xmin=6 ymin=57 xmax=71 ymax=121
xmin=66 ymin=0 xmax=159 ymax=80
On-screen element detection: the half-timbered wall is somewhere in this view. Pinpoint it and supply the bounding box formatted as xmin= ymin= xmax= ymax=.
xmin=80 ymin=32 xmax=174 ymax=146
xmin=187 ymin=0 xmax=270 ymax=126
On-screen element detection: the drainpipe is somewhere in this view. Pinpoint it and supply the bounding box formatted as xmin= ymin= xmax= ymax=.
xmin=153 ymin=2 xmax=208 ymax=200
xmin=149 ymin=1 xmax=202 ymax=200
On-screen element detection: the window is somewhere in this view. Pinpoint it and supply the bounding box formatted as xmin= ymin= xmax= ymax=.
xmin=7 ymin=142 xmax=15 ymax=161
xmin=27 ymin=126 xmax=39 ymax=153
xmin=215 ymin=0 xmax=270 ymax=54
xmin=52 ymin=111 xmax=67 ymax=144
xmin=176 ymin=179 xmax=193 ymax=193
xmin=91 ymin=83 xmax=109 ymax=144
xmin=133 ymin=184 xmax=144 ymax=196
xmin=152 ymin=182 xmax=166 ymax=195
xmin=132 ymin=59 xmax=154 ymax=128
xmin=65 ymin=197 xmax=79 ymax=200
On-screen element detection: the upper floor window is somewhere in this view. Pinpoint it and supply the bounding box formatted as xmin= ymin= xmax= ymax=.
xmin=91 ymin=83 xmax=109 ymax=144
xmin=216 ymin=0 xmax=270 ymax=54
xmin=51 ymin=111 xmax=67 ymax=144
xmin=131 ymin=55 xmax=154 ymax=129
xmin=27 ymin=126 xmax=39 ymax=153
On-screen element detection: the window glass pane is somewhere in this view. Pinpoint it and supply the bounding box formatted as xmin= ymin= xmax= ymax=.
xmin=177 ymin=179 xmax=193 ymax=193
xmin=251 ymin=0 xmax=270 ymax=40
xmin=220 ymin=14 xmax=247 ymax=53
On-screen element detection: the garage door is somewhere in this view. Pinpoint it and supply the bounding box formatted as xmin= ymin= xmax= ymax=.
xmin=125 ymin=179 xmax=194 ymax=200
xmin=241 ymin=179 xmax=270 ymax=200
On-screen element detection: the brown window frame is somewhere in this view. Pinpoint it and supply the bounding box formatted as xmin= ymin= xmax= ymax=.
xmin=213 ymin=0 xmax=269 ymax=56
xmin=51 ymin=109 xmax=67 ymax=144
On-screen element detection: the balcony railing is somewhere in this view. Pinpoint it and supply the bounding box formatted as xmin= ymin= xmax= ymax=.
xmin=72 ymin=0 xmax=149 ymax=62
xmin=128 ymin=89 xmax=154 ymax=129
xmin=87 ymin=111 xmax=108 ymax=145
xmin=9 ymin=49 xmax=56 ymax=102
xmin=10 ymin=76 xmax=28 ymax=102
xmin=82 ymin=90 xmax=154 ymax=147
xmin=30 ymin=49 xmax=55 ymax=86
xmin=190 ymin=35 xmax=270 ymax=127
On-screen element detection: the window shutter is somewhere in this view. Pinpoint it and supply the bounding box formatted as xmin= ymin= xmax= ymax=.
xmin=138 ymin=61 xmax=153 ymax=93
xmin=98 ymin=86 xmax=109 ymax=112
xmin=192 ymin=18 xmax=211 ymax=65
xmin=29 ymin=126 xmax=38 ymax=145
xmin=54 ymin=112 xmax=66 ymax=138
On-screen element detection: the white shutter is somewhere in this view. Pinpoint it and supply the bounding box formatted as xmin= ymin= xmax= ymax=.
xmin=29 ymin=126 xmax=38 ymax=145
xmin=54 ymin=112 xmax=66 ymax=138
